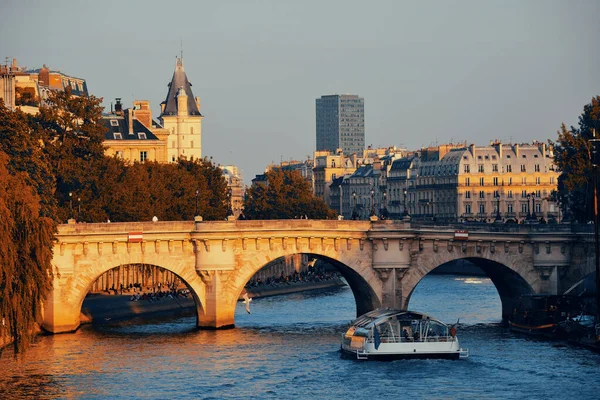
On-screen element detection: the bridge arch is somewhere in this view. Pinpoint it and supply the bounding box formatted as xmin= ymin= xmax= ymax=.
xmin=43 ymin=248 xmax=206 ymax=333
xmin=403 ymin=253 xmax=536 ymax=320
xmin=232 ymin=253 xmax=380 ymax=318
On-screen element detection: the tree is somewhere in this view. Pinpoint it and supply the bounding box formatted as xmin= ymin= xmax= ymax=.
xmin=552 ymin=96 xmax=600 ymax=222
xmin=243 ymin=168 xmax=337 ymax=219
xmin=0 ymin=151 xmax=53 ymax=355
xmin=0 ymin=101 xmax=55 ymax=218
xmin=32 ymin=88 xmax=107 ymax=222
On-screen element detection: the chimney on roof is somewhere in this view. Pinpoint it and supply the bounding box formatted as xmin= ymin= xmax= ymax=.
xmin=114 ymin=98 xmax=123 ymax=115
xmin=128 ymin=109 xmax=134 ymax=135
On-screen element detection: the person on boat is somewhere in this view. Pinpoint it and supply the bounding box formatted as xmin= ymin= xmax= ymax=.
xmin=450 ymin=326 xmax=457 ymax=337
xmin=403 ymin=329 xmax=409 ymax=341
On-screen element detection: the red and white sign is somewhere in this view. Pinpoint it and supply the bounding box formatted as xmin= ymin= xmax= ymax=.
xmin=454 ymin=230 xmax=469 ymax=241
xmin=128 ymin=232 xmax=143 ymax=243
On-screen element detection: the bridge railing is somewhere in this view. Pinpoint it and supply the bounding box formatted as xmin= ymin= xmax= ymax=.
xmin=409 ymin=221 xmax=593 ymax=234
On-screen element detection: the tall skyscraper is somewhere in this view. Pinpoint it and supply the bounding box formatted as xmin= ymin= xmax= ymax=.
xmin=315 ymin=94 xmax=364 ymax=155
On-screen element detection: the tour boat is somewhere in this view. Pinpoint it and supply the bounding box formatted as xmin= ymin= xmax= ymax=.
xmin=340 ymin=309 xmax=469 ymax=360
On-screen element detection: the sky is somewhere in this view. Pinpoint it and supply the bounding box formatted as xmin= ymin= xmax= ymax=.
xmin=1 ymin=0 xmax=599 ymax=184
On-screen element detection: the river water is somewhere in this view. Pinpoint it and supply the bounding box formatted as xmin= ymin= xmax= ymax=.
xmin=2 ymin=275 xmax=600 ymax=399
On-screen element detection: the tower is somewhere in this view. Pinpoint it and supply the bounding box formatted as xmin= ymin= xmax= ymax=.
xmin=316 ymin=94 xmax=364 ymax=155
xmin=159 ymin=56 xmax=203 ymax=162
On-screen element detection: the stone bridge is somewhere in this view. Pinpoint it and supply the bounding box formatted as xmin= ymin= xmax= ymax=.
xmin=43 ymin=219 xmax=596 ymax=333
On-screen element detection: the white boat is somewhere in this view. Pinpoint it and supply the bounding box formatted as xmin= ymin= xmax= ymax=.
xmin=340 ymin=309 xmax=469 ymax=360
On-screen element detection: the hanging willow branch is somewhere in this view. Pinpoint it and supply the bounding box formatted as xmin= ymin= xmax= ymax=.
xmin=0 ymin=153 xmax=54 ymax=356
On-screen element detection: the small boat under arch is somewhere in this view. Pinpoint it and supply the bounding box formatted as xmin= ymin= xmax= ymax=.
xmin=340 ymin=309 xmax=469 ymax=360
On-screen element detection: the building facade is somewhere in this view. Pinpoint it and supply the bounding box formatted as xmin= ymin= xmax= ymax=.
xmin=315 ymin=94 xmax=364 ymax=155
xmin=103 ymin=99 xmax=169 ymax=163
xmin=159 ymin=57 xmax=203 ymax=162
xmin=385 ymin=142 xmax=560 ymax=223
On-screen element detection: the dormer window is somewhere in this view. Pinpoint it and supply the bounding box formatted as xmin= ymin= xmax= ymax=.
xmin=113 ymin=132 xmax=122 ymax=140
xmin=138 ymin=133 xmax=147 ymax=140
xmin=110 ymin=120 xmax=119 ymax=127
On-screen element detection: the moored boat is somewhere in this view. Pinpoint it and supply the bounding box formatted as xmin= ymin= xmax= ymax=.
xmin=340 ymin=309 xmax=468 ymax=360
xmin=508 ymin=295 xmax=584 ymax=338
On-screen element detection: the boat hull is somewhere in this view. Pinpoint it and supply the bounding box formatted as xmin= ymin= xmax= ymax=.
xmin=340 ymin=347 xmax=461 ymax=361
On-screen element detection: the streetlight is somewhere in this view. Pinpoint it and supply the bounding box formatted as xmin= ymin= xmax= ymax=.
xmin=531 ymin=192 xmax=537 ymax=220
xmin=403 ymin=188 xmax=408 ymax=218
xmin=381 ymin=190 xmax=388 ymax=219
xmin=526 ymin=193 xmax=531 ymax=220
xmin=589 ymin=132 xmax=600 ymax=331
xmin=352 ymin=191 xmax=358 ymax=220
xmin=370 ymin=187 xmax=376 ymax=217
xmin=195 ymin=189 xmax=199 ymax=217
xmin=78 ymin=197 xmax=81 ymax=221
xmin=495 ymin=195 xmax=501 ymax=222
xmin=69 ymin=192 xmax=73 ymax=219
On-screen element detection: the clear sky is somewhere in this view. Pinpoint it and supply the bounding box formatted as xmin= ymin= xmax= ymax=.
xmin=2 ymin=0 xmax=599 ymax=184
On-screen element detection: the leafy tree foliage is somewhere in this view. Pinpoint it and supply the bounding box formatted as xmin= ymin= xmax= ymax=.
xmin=552 ymin=96 xmax=600 ymax=222
xmin=243 ymin=168 xmax=337 ymax=219
xmin=0 ymin=151 xmax=53 ymax=355
xmin=32 ymin=88 xmax=108 ymax=222
xmin=0 ymin=93 xmax=229 ymax=355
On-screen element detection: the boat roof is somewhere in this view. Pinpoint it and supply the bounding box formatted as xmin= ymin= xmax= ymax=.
xmin=350 ymin=309 xmax=447 ymax=329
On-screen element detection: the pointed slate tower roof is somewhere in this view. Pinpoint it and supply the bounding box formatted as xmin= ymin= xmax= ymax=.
xmin=161 ymin=57 xmax=202 ymax=116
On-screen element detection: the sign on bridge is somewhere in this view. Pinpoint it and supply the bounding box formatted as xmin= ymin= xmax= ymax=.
xmin=454 ymin=230 xmax=469 ymax=241
xmin=128 ymin=232 xmax=143 ymax=243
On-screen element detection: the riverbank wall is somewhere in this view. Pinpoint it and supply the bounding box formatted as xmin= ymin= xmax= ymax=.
xmin=81 ymin=278 xmax=346 ymax=323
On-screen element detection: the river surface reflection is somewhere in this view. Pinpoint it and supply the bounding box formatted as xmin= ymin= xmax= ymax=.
xmin=2 ymin=275 xmax=600 ymax=399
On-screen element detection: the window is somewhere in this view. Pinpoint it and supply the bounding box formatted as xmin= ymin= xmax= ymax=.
xmin=479 ymin=204 xmax=485 ymax=214
xmin=550 ymin=177 xmax=555 ymax=184
xmin=479 ymin=191 xmax=485 ymax=198
xmin=508 ymin=177 xmax=512 ymax=185
xmin=536 ymin=177 xmax=541 ymax=185
xmin=522 ymin=203 xmax=528 ymax=213
xmin=172 ymin=156 xmax=176 ymax=162
xmin=110 ymin=120 xmax=119 ymax=127
xmin=507 ymin=203 xmax=513 ymax=213
xmin=478 ymin=164 xmax=484 ymax=173
xmin=522 ymin=177 xmax=527 ymax=185
xmin=465 ymin=177 xmax=470 ymax=186
xmin=465 ymin=204 xmax=471 ymax=214
xmin=190 ymin=127 xmax=194 ymax=134
xmin=506 ymin=165 xmax=512 ymax=172
xmin=493 ymin=177 xmax=499 ymax=186
xmin=494 ymin=190 xmax=500 ymax=198
xmin=480 ymin=177 xmax=484 ymax=186
xmin=492 ymin=155 xmax=497 ymax=160
xmin=506 ymin=155 xmax=511 ymax=159
xmin=521 ymin=190 xmax=527 ymax=198
xmin=521 ymin=164 xmax=526 ymax=172
xmin=464 ymin=165 xmax=470 ymax=173
xmin=138 ymin=133 xmax=147 ymax=140
xmin=536 ymin=189 xmax=541 ymax=197
xmin=140 ymin=151 xmax=147 ymax=162
xmin=492 ymin=164 xmax=498 ymax=172
xmin=113 ymin=132 xmax=122 ymax=140
xmin=522 ymin=154 xmax=527 ymax=158
xmin=535 ymin=204 xmax=541 ymax=213
xmin=535 ymin=164 xmax=540 ymax=172
xmin=465 ymin=191 xmax=471 ymax=199
xmin=507 ymin=190 xmax=513 ymax=198
xmin=115 ymin=151 xmax=123 ymax=159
